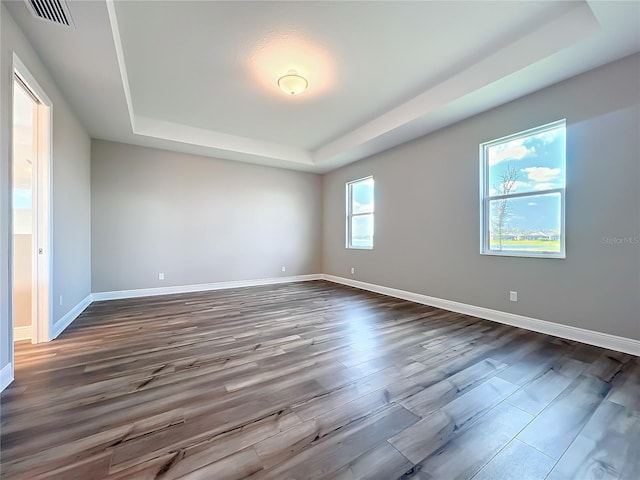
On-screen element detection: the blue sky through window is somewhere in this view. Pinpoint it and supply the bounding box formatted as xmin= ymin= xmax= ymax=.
xmin=348 ymin=177 xmax=374 ymax=248
xmin=487 ymin=125 xmax=565 ymax=235
xmin=352 ymin=178 xmax=374 ymax=214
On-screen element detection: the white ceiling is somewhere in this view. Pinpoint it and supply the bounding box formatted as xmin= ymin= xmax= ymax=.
xmin=5 ymin=0 xmax=640 ymax=173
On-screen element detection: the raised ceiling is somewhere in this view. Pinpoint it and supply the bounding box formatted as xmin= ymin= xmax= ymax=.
xmin=5 ymin=0 xmax=640 ymax=172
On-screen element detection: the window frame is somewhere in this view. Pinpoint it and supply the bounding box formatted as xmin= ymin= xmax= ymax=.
xmin=480 ymin=120 xmax=566 ymax=259
xmin=346 ymin=176 xmax=374 ymax=250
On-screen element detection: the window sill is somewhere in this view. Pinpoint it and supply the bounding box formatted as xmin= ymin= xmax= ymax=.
xmin=481 ymin=250 xmax=565 ymax=259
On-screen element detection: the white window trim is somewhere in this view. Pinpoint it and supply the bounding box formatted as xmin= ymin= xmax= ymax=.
xmin=346 ymin=176 xmax=374 ymax=250
xmin=480 ymin=120 xmax=566 ymax=259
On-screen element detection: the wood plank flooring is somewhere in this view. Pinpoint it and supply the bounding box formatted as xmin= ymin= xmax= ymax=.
xmin=1 ymin=280 xmax=638 ymax=479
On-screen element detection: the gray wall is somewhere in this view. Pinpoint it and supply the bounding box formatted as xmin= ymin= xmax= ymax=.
xmin=91 ymin=140 xmax=322 ymax=292
xmin=323 ymin=53 xmax=640 ymax=341
xmin=0 ymin=4 xmax=92 ymax=370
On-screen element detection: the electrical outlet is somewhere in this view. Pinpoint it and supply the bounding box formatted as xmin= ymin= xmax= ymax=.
xmin=281 ymin=266 xmax=286 ymax=272
xmin=351 ymin=267 xmax=355 ymax=274
xmin=510 ymin=291 xmax=518 ymax=302
xmin=159 ymin=273 xmax=165 ymax=280
xmin=59 ymin=295 xmax=63 ymax=306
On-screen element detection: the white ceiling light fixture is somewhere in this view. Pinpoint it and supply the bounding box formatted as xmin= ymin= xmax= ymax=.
xmin=278 ymin=70 xmax=308 ymax=96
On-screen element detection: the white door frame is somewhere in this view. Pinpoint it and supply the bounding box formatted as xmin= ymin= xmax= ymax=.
xmin=12 ymin=53 xmax=52 ymax=346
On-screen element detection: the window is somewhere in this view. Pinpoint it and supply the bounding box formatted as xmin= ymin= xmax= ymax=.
xmin=480 ymin=120 xmax=566 ymax=258
xmin=346 ymin=176 xmax=374 ymax=249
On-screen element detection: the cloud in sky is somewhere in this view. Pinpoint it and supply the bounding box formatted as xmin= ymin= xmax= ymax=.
xmin=488 ymin=125 xmax=563 ymax=167
xmin=528 ymin=202 xmax=537 ymax=206
xmin=522 ymin=167 xmax=561 ymax=182
xmin=488 ymin=139 xmax=533 ymax=166
xmin=537 ymin=127 xmax=563 ymax=145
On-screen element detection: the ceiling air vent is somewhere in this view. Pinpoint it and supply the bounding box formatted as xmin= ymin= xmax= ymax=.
xmin=24 ymin=0 xmax=75 ymax=28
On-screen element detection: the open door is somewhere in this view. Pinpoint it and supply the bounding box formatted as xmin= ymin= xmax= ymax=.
xmin=11 ymin=55 xmax=52 ymax=351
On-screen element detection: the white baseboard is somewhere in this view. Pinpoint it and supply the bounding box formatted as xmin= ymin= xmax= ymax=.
xmin=52 ymin=294 xmax=93 ymax=339
xmin=322 ymin=274 xmax=640 ymax=356
xmin=0 ymin=362 xmax=14 ymax=392
xmin=40 ymin=273 xmax=639 ymax=356
xmin=92 ymin=274 xmax=323 ymax=302
xmin=13 ymin=325 xmax=32 ymax=341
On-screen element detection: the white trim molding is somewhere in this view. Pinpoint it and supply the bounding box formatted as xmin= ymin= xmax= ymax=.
xmin=13 ymin=325 xmax=32 ymax=341
xmin=52 ymin=294 xmax=93 ymax=339
xmin=1 ymin=363 xmax=14 ymax=392
xmin=322 ymin=274 xmax=640 ymax=356
xmin=92 ymin=274 xmax=323 ymax=302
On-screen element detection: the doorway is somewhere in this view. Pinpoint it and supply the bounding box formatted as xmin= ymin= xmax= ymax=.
xmin=12 ymin=76 xmax=37 ymax=341
xmin=11 ymin=56 xmax=52 ymax=348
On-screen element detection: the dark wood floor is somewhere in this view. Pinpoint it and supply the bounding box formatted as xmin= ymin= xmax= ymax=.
xmin=1 ymin=281 xmax=638 ymax=479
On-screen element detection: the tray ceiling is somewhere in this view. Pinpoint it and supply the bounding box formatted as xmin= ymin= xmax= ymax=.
xmin=5 ymin=0 xmax=640 ymax=172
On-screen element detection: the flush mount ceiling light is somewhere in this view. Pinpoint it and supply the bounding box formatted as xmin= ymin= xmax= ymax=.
xmin=277 ymin=70 xmax=308 ymax=96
